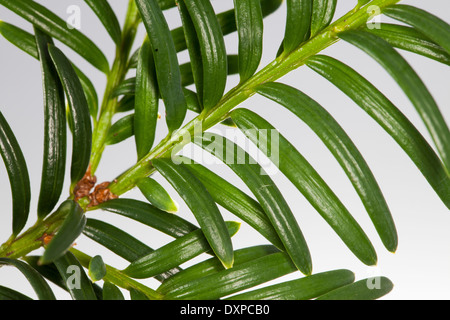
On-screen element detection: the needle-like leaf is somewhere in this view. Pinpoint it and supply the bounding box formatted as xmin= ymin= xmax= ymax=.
xmin=93 ymin=198 xmax=197 ymax=238
xmin=23 ymin=256 xmax=69 ymax=291
xmin=196 ymin=133 xmax=312 ymax=275
xmin=177 ymin=0 xmax=204 ymax=105
xmin=83 ymin=219 xmax=152 ymax=263
xmin=34 ymin=28 xmax=66 ymax=219
xmin=0 ymin=111 xmax=31 ymax=236
xmin=0 ymin=258 xmax=55 ymax=300
xmin=0 ymin=285 xmax=32 ymax=300
xmin=48 ymin=45 xmax=92 ymax=185
xmin=135 ymin=37 xmax=159 ymax=160
xmin=256 ymin=82 xmax=396 ymax=253
xmin=315 ymin=277 xmax=394 ymax=300
xmin=364 ymin=24 xmax=450 ymax=66
xmin=234 ymin=0 xmax=264 ymax=82
xmin=231 ymin=108 xmax=379 ymax=263
xmin=102 ymin=282 xmax=125 ymax=300
xmin=163 ymin=251 xmax=296 ymax=300
xmin=227 ymin=269 xmax=355 ymax=300
xmin=307 ymin=55 xmax=450 ymax=208
xmin=0 ymin=20 xmax=38 ymax=58
xmin=137 ymin=177 xmax=179 ymax=213
xmin=84 ymin=0 xmax=122 ymax=45
xmin=39 ymin=200 xmax=86 ymax=265
xmin=310 ymin=0 xmax=337 ymax=37
xmin=123 ymin=221 xmax=240 ymax=279
xmin=135 ymin=0 xmax=187 ymax=132
xmin=157 ymin=245 xmax=279 ymax=295
xmin=82 ymin=218 xmax=181 ymax=281
xmin=0 ymin=0 xmax=109 ymax=73
xmin=383 ymin=4 xmax=450 ymax=56
xmin=152 ymin=158 xmax=234 ymax=269
xmin=181 ymin=157 xmax=284 ymax=250
xmin=339 ymin=30 xmax=450 ymax=175
xmin=283 ymin=0 xmax=313 ymax=53
xmin=179 ymin=0 xmax=228 ymax=110
xmin=106 ymin=114 xmax=134 ymax=145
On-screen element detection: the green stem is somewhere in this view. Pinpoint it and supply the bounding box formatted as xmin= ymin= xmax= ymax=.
xmin=0 ymin=210 xmax=67 ymax=259
xmin=109 ymin=0 xmax=401 ymax=196
xmin=70 ymin=248 xmax=163 ymax=300
xmin=90 ymin=0 xmax=140 ymax=174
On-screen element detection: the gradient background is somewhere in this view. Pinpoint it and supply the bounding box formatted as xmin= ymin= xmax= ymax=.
xmin=0 ymin=0 xmax=449 ymax=300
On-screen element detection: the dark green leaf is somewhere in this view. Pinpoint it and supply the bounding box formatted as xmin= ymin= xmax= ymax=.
xmin=0 ymin=285 xmax=32 ymax=300
xmin=135 ymin=0 xmax=187 ymax=132
xmin=157 ymin=245 xmax=279 ymax=295
xmin=112 ymin=77 xmax=136 ymax=97
xmin=307 ymin=55 xmax=450 ymax=208
xmin=88 ymin=255 xmax=107 ymax=282
xmin=83 ymin=218 xmax=152 ymax=262
xmin=82 ymin=219 xmax=181 ymax=282
xmin=227 ymin=269 xmax=355 ymax=300
xmin=106 ymin=114 xmax=134 ymax=145
xmin=180 ymin=0 xmax=228 ymax=110
xmin=183 ymin=88 xmax=203 ymax=113
xmin=135 ymin=37 xmax=159 ymax=160
xmin=103 ymin=282 xmax=125 ymax=300
xmin=75 ymin=67 xmax=99 ymax=119
xmin=339 ymin=30 xmax=450 ymax=175
xmin=157 ymin=0 xmax=176 ymax=10
xmin=256 ymin=82 xmax=396 ymax=254
xmin=310 ymin=0 xmax=337 ymax=37
xmin=137 ymin=177 xmax=179 ymax=213
xmin=0 ymin=20 xmax=39 ymax=58
xmin=0 ymin=0 xmax=109 ymax=73
xmin=116 ymin=95 xmax=136 ymax=113
xmin=94 ymin=198 xmax=198 ymax=238
xmin=231 ymin=107 xmax=379 ymax=263
xmin=54 ymin=252 xmax=97 ymax=300
xmin=84 ymin=0 xmax=122 ymax=45
xmin=234 ymin=0 xmax=263 ymax=81
xmin=23 ymin=256 xmax=67 ymax=290
xmin=181 ymin=157 xmax=284 ymax=249
xmin=152 ymin=158 xmax=234 ymax=269
xmin=48 ymin=45 xmax=92 ymax=184
xmin=177 ymin=0 xmax=204 ymax=105
xmin=316 ymin=277 xmax=394 ymax=300
xmin=129 ymin=288 xmax=149 ymax=300
xmin=0 ymin=111 xmax=30 ymax=235
xmin=163 ymin=251 xmax=296 ymax=300
xmin=365 ymin=24 xmax=450 ymax=66
xmin=34 ymin=27 xmax=66 ymax=219
xmin=196 ymin=133 xmax=312 ymax=275
xmin=40 ymin=200 xmax=86 ymax=265
xmin=284 ymin=0 xmax=313 ymax=53
xmin=123 ymin=221 xmax=240 ymax=279
xmin=0 ymin=258 xmax=55 ymax=300
xmin=383 ymin=4 xmax=450 ymax=56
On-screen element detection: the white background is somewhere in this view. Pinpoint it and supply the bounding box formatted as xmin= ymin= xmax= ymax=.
xmin=0 ymin=0 xmax=449 ymax=300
